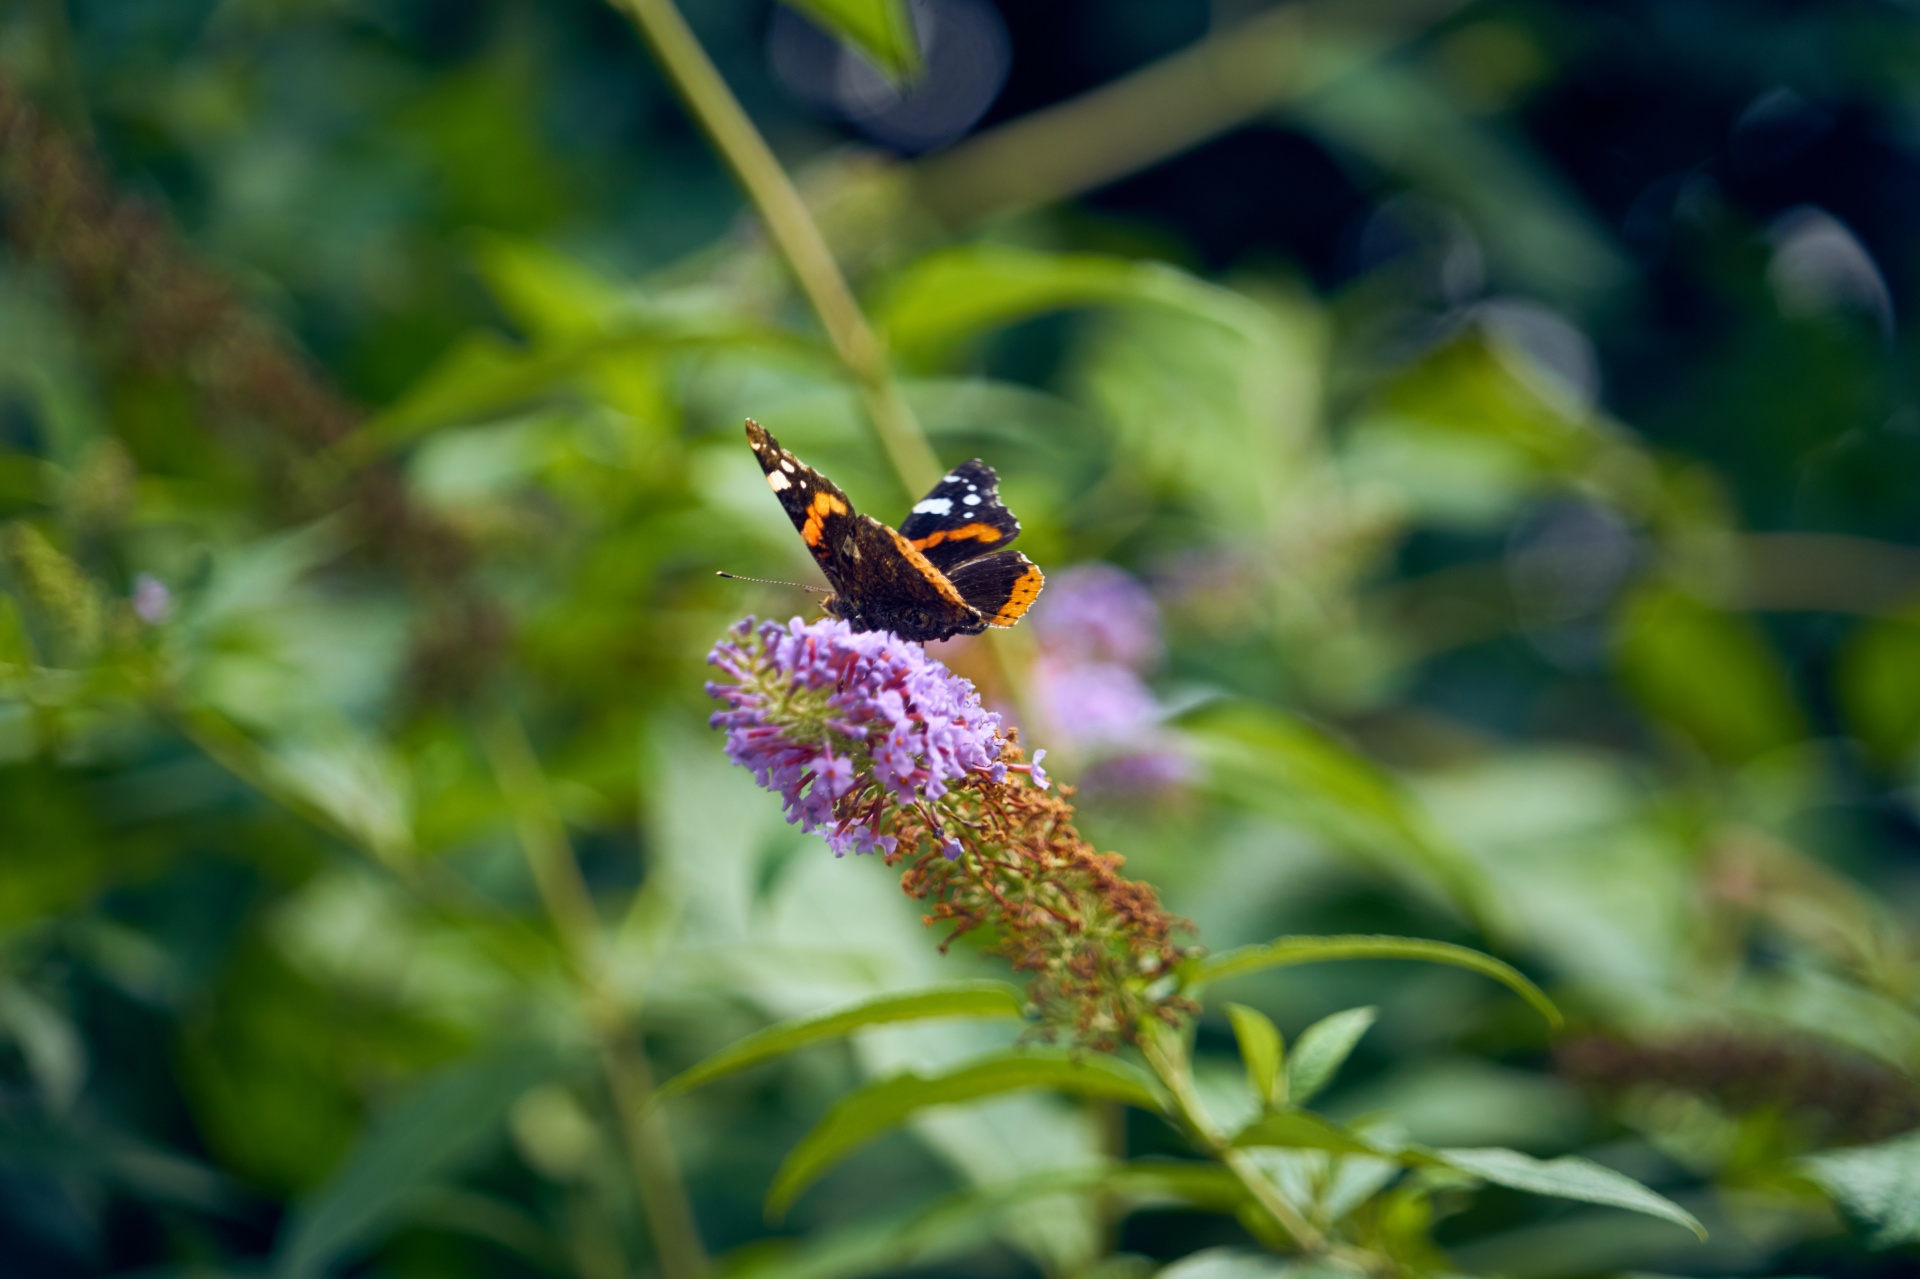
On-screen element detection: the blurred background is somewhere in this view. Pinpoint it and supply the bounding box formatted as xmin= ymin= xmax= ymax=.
xmin=4 ymin=0 xmax=1920 ymax=1275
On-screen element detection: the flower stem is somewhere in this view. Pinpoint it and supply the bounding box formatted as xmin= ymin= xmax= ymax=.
xmin=482 ymin=710 xmax=710 ymax=1279
xmin=606 ymin=0 xmax=941 ymax=495
xmin=1138 ymin=1025 xmax=1326 ymax=1253
xmin=609 ymin=0 xmax=1037 ymax=728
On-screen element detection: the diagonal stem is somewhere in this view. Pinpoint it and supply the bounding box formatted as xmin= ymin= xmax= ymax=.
xmin=1138 ymin=1025 xmax=1326 ymax=1253
xmin=481 ymin=710 xmax=710 ymax=1279
xmin=913 ymin=0 xmax=1467 ymax=225
xmin=606 ymin=0 xmax=1036 ymax=726
xmin=607 ymin=0 xmax=941 ymax=495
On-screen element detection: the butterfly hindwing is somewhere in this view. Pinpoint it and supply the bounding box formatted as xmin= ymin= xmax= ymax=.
xmin=897 ymin=460 xmax=1022 ymax=573
xmin=946 ymin=551 xmax=1046 ymax=629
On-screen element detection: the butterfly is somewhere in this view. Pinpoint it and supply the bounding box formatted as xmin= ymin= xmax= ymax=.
xmin=742 ymin=419 xmax=1044 ymax=643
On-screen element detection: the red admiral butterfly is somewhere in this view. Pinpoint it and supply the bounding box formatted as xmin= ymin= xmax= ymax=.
xmin=741 ymin=419 xmax=1044 ymax=643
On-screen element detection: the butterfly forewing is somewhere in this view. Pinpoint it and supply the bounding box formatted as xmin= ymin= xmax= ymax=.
xmin=897 ymin=460 xmax=1022 ymax=573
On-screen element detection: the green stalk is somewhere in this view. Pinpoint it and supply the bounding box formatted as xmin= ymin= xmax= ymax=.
xmin=482 ymin=711 xmax=710 ymax=1279
xmin=1137 ymin=1026 xmax=1327 ymax=1253
xmin=607 ymin=0 xmax=941 ymax=495
xmin=605 ymin=0 xmax=1036 ymax=725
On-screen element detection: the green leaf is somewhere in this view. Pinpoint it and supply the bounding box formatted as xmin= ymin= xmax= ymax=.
xmin=1155 ymin=1247 xmax=1302 ymax=1279
xmin=1224 ymin=1004 xmax=1284 ymax=1108
xmin=767 ymin=1049 xmax=1169 ymax=1219
xmin=1801 ymin=1130 xmax=1920 ymax=1246
xmin=1158 ymin=1249 xmax=1366 ymax=1279
xmin=275 ymin=1043 xmax=565 ymax=1279
xmin=656 ymin=981 xmax=1025 ymax=1104
xmin=1427 ymin=1147 xmax=1704 ymax=1240
xmin=468 ymin=234 xmax=627 ymax=340
xmin=1613 ymin=585 xmax=1807 ymax=766
xmin=876 ymin=245 xmax=1265 ymax=363
xmin=736 ymin=1166 xmax=1239 ymax=1279
xmin=355 ymin=318 xmax=823 ymax=456
xmin=1182 ymin=704 xmax=1496 ymax=926
xmin=733 ymin=1162 xmax=1246 ymax=1279
xmin=0 ymin=1117 xmax=238 ymax=1214
xmin=778 ymin=0 xmax=921 ymax=81
xmin=1230 ymin=1109 xmax=1388 ymax=1158
xmin=1184 ymin=935 xmax=1561 ymax=1030
xmin=1837 ymin=607 xmax=1920 ymax=771
xmin=1285 ymin=1007 xmax=1377 ymax=1106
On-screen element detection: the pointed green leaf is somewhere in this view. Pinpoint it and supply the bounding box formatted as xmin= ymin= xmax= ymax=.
xmin=1184 ymin=935 xmax=1561 ymax=1030
xmin=1838 ymin=606 xmax=1920 ymax=771
xmin=876 ymin=245 xmax=1266 ymax=362
xmin=767 ymin=1049 xmax=1169 ymax=1219
xmin=0 ymin=1117 xmax=237 ymax=1213
xmin=1286 ymin=1006 xmax=1377 ymax=1106
xmin=656 ymin=982 xmax=1025 ymax=1105
xmin=1223 ymin=1004 xmax=1284 ymax=1108
xmin=778 ymin=0 xmax=921 ymax=80
xmin=468 ymin=234 xmax=627 ymax=340
xmin=1156 ymin=1248 xmax=1300 ymax=1279
xmin=1428 ymin=1147 xmax=1704 ymax=1240
xmin=1230 ymin=1109 xmax=1387 ymax=1158
xmin=1183 ymin=704 xmax=1496 ymax=924
xmin=1801 ymin=1130 xmax=1920 ymax=1246
xmin=356 ymin=317 xmax=823 ymax=453
xmin=732 ymin=1161 xmax=1245 ymax=1279
xmin=1614 ymin=585 xmax=1807 ymax=766
xmin=275 ymin=1043 xmax=565 ymax=1279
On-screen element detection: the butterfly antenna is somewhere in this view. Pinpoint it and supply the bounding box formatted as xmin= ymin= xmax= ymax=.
xmin=716 ymin=571 xmax=831 ymax=594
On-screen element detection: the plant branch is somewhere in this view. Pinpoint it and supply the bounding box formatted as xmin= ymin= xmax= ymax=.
xmin=607 ymin=0 xmax=940 ymax=494
xmin=913 ymin=0 xmax=1466 ymax=226
xmin=1139 ymin=1026 xmax=1326 ymax=1253
xmin=481 ymin=710 xmax=710 ymax=1279
xmin=606 ymin=0 xmax=1042 ymax=728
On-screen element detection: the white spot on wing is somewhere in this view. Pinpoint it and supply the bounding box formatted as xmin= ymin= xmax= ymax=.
xmin=780 ymin=458 xmax=796 ymax=472
xmin=963 ymin=493 xmax=981 ymax=505
xmin=943 ymin=473 xmax=960 ymax=483
xmin=912 ymin=497 xmax=954 ymax=516
xmin=766 ymin=470 xmax=791 ymax=492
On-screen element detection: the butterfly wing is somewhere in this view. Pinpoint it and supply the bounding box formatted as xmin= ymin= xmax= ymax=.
xmin=897 ymin=460 xmax=1022 ymax=573
xmin=946 ymin=551 xmax=1045 ymax=628
xmin=745 ymin=419 xmax=873 ymax=597
xmin=746 ymin=420 xmax=981 ymax=637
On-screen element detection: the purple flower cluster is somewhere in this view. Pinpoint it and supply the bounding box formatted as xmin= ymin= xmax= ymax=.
xmin=1031 ymin=563 xmax=1164 ymax=672
xmin=1028 ymin=564 xmax=1191 ymax=795
xmin=707 ymin=617 xmax=1026 ymax=856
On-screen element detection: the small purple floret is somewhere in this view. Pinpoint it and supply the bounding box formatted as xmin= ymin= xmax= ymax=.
xmin=1033 ymin=659 xmax=1161 ymax=750
xmin=131 ymin=573 xmax=172 ymax=625
xmin=1031 ymin=563 xmax=1163 ymax=672
xmin=1028 ymin=563 xmax=1191 ymax=796
xmin=707 ymin=617 xmax=1009 ymax=855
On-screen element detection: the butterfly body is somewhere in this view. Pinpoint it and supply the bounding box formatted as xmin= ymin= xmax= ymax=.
xmin=744 ymin=420 xmax=1044 ymax=642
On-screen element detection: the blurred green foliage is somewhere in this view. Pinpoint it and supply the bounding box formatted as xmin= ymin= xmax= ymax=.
xmin=4 ymin=0 xmax=1920 ymax=1276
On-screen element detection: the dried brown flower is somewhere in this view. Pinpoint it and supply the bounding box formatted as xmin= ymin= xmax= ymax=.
xmin=1559 ymin=1029 xmax=1920 ymax=1148
xmin=0 ymin=78 xmax=505 ymax=696
xmin=891 ymin=738 xmax=1193 ymax=1049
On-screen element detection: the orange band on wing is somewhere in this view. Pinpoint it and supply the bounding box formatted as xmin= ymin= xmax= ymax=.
xmin=800 ymin=491 xmax=848 ymax=547
xmin=910 ymin=523 xmax=1004 ymax=551
xmin=988 ymin=564 xmax=1045 ymax=627
xmin=888 ymin=529 xmax=969 ymax=606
